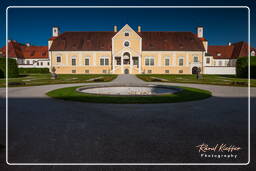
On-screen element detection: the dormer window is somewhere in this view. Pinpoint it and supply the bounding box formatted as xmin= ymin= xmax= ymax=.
xmin=217 ymin=53 xmax=221 ymax=56
xmin=125 ymin=32 xmax=129 ymax=36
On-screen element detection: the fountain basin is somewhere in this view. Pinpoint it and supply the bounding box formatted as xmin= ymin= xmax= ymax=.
xmin=76 ymin=85 xmax=181 ymax=96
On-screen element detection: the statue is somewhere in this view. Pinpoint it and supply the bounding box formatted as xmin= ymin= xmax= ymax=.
xmin=51 ymin=67 xmax=57 ymax=79
xmin=196 ymin=67 xmax=202 ymax=80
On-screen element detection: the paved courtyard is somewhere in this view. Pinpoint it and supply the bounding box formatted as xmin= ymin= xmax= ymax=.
xmin=0 ymin=75 xmax=255 ymax=170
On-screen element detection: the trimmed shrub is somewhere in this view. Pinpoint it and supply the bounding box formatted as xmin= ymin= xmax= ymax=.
xmin=19 ymin=68 xmax=49 ymax=74
xmin=236 ymin=56 xmax=256 ymax=78
xmin=0 ymin=58 xmax=19 ymax=78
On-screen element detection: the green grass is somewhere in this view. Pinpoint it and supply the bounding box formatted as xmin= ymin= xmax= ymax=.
xmin=47 ymin=86 xmax=211 ymax=104
xmin=0 ymin=74 xmax=117 ymax=87
xmin=137 ymin=74 xmax=256 ymax=87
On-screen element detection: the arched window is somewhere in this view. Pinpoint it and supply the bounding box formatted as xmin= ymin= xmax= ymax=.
xmin=124 ymin=41 xmax=130 ymax=47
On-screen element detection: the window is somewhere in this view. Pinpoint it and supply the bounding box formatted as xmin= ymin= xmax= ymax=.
xmin=26 ymin=60 xmax=30 ymax=65
xmin=47 ymin=62 xmax=50 ymax=66
xmin=41 ymin=62 xmax=43 ymax=66
xmin=178 ymin=58 xmax=184 ymax=66
xmin=179 ymin=70 xmax=183 ymax=73
xmin=219 ymin=61 xmax=222 ymax=66
xmin=124 ymin=41 xmax=130 ymax=47
xmin=193 ymin=56 xmax=199 ymax=62
xmin=85 ymin=57 xmax=90 ymax=65
xmin=102 ymin=70 xmax=107 ymax=74
xmin=72 ymin=57 xmax=76 ymax=66
xmin=125 ymin=32 xmax=129 ymax=36
xmin=56 ymin=56 xmax=61 ymax=62
xmin=165 ymin=57 xmax=170 ymax=66
xmin=206 ymin=58 xmax=210 ymax=64
xmin=72 ymin=70 xmax=76 ymax=73
xmin=100 ymin=57 xmax=109 ymax=66
xmin=147 ymin=70 xmax=152 ymax=74
xmin=37 ymin=62 xmax=39 ymax=66
xmin=217 ymin=53 xmax=221 ymax=56
xmin=145 ymin=57 xmax=154 ymax=66
xmin=85 ymin=70 xmax=89 ymax=74
xmin=165 ymin=70 xmax=170 ymax=74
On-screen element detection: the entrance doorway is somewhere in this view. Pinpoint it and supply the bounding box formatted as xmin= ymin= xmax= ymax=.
xmin=192 ymin=67 xmax=198 ymax=74
xmin=124 ymin=69 xmax=129 ymax=74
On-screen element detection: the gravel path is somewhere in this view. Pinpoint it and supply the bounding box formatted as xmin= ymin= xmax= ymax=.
xmin=0 ymin=74 xmax=255 ymax=170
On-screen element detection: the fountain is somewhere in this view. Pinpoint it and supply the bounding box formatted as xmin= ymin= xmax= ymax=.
xmin=76 ymin=85 xmax=181 ymax=96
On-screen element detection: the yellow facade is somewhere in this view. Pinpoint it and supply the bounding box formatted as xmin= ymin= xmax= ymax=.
xmin=49 ymin=24 xmax=205 ymax=74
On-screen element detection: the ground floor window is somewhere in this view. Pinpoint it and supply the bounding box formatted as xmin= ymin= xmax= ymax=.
xmin=145 ymin=57 xmax=154 ymax=66
xmin=72 ymin=70 xmax=76 ymax=73
xmin=178 ymin=57 xmax=184 ymax=66
xmin=26 ymin=60 xmax=30 ymax=64
xmin=165 ymin=57 xmax=170 ymax=66
xmin=72 ymin=57 xmax=76 ymax=66
xmin=102 ymin=70 xmax=107 ymax=74
xmin=100 ymin=57 xmax=109 ymax=66
xmin=147 ymin=70 xmax=152 ymax=74
xmin=179 ymin=70 xmax=183 ymax=73
xmin=47 ymin=62 xmax=50 ymax=66
xmin=41 ymin=62 xmax=43 ymax=66
xmin=56 ymin=56 xmax=61 ymax=62
xmin=85 ymin=57 xmax=90 ymax=65
xmin=165 ymin=70 xmax=170 ymax=74
xmin=206 ymin=58 xmax=210 ymax=64
xmin=85 ymin=70 xmax=89 ymax=74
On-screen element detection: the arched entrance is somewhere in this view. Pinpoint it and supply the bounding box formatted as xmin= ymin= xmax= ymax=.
xmin=123 ymin=52 xmax=130 ymax=65
xmin=192 ymin=67 xmax=198 ymax=74
xmin=124 ymin=69 xmax=129 ymax=74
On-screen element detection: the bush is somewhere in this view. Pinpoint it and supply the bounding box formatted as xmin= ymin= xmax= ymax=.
xmin=236 ymin=56 xmax=256 ymax=78
xmin=19 ymin=68 xmax=49 ymax=74
xmin=0 ymin=58 xmax=19 ymax=78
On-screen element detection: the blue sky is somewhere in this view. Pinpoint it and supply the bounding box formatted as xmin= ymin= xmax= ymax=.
xmin=1 ymin=0 xmax=255 ymax=47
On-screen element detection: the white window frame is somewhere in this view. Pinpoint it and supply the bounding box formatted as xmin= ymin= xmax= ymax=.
xmin=71 ymin=56 xmax=76 ymax=66
xmin=206 ymin=58 xmax=210 ymax=64
xmin=84 ymin=56 xmax=90 ymax=66
xmin=100 ymin=56 xmax=109 ymax=66
xmin=165 ymin=56 xmax=170 ymax=66
xmin=178 ymin=57 xmax=184 ymax=66
xmin=145 ymin=57 xmax=154 ymax=66
xmin=56 ymin=56 xmax=61 ymax=63
xmin=193 ymin=56 xmax=199 ymax=63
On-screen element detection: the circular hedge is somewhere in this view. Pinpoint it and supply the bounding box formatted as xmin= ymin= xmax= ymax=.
xmin=47 ymin=85 xmax=211 ymax=104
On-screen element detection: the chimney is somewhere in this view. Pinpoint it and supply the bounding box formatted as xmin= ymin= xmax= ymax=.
xmin=228 ymin=42 xmax=232 ymax=46
xmin=26 ymin=43 xmax=30 ymax=47
xmin=52 ymin=27 xmax=60 ymax=37
xmin=197 ymin=26 xmax=203 ymax=38
xmin=114 ymin=25 xmax=117 ymax=32
xmin=138 ymin=26 xmax=141 ymax=32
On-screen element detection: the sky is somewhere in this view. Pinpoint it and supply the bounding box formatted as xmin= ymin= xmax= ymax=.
xmin=1 ymin=0 xmax=255 ymax=47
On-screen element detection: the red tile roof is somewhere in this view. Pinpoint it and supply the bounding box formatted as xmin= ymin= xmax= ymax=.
xmin=49 ymin=32 xmax=116 ymax=51
xmin=139 ymin=31 xmax=205 ymax=51
xmin=49 ymin=31 xmax=205 ymax=51
xmin=1 ymin=41 xmax=48 ymax=59
xmin=208 ymin=41 xmax=255 ymax=59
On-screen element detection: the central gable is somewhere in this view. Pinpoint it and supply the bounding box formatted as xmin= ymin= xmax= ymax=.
xmin=112 ymin=24 xmax=142 ymax=55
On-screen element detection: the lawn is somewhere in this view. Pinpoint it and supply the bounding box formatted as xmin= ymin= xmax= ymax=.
xmin=47 ymin=85 xmax=211 ymax=104
xmin=137 ymin=74 xmax=256 ymax=87
xmin=0 ymin=74 xmax=117 ymax=87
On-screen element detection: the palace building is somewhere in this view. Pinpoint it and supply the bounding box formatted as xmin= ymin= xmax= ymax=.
xmin=48 ymin=24 xmax=207 ymax=74
xmin=1 ymin=24 xmax=255 ymax=75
